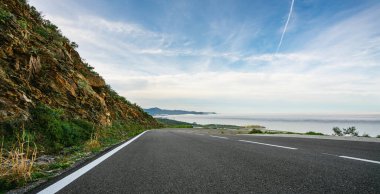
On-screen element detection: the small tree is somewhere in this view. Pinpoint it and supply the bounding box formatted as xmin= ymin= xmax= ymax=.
xmin=362 ymin=133 xmax=370 ymax=138
xmin=343 ymin=126 xmax=359 ymax=137
xmin=70 ymin=41 xmax=78 ymax=48
xmin=332 ymin=127 xmax=343 ymax=136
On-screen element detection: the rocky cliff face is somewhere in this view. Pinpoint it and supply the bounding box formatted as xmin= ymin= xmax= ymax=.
xmin=0 ymin=0 xmax=159 ymax=127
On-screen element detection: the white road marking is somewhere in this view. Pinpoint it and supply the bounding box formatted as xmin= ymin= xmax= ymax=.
xmin=238 ymin=140 xmax=298 ymax=150
xmin=210 ymin=135 xmax=229 ymax=139
xmin=38 ymin=131 xmax=149 ymax=194
xmin=339 ymin=156 xmax=380 ymax=164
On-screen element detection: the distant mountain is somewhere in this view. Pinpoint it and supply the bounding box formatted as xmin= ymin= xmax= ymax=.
xmin=144 ymin=107 xmax=216 ymax=116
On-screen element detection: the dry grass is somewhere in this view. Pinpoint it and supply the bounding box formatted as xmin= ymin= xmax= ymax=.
xmin=0 ymin=140 xmax=6 ymax=177
xmin=84 ymin=133 xmax=101 ymax=152
xmin=0 ymin=129 xmax=37 ymax=183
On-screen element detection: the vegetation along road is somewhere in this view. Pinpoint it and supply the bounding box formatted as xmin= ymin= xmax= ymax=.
xmin=32 ymin=129 xmax=380 ymax=193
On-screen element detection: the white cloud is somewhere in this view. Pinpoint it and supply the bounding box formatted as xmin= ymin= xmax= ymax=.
xmin=305 ymin=5 xmax=380 ymax=67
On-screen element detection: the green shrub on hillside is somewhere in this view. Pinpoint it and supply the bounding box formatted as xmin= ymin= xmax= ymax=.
xmin=29 ymin=104 xmax=94 ymax=153
xmin=0 ymin=8 xmax=13 ymax=23
xmin=0 ymin=102 xmax=153 ymax=182
xmin=29 ymin=6 xmax=42 ymax=21
xmin=35 ymin=26 xmax=49 ymax=38
xmin=17 ymin=19 xmax=27 ymax=29
xmin=43 ymin=19 xmax=58 ymax=31
xmin=97 ymin=121 xmax=148 ymax=146
xmin=106 ymin=84 xmax=132 ymax=105
xmin=70 ymin=41 xmax=78 ymax=48
xmin=0 ymin=120 xmax=21 ymax=147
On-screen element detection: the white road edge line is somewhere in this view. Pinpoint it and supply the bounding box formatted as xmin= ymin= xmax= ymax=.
xmin=210 ymin=135 xmax=229 ymax=139
xmin=339 ymin=156 xmax=380 ymax=164
xmin=238 ymin=140 xmax=298 ymax=150
xmin=38 ymin=130 xmax=149 ymax=194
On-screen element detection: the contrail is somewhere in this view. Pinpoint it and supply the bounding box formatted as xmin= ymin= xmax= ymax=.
xmin=276 ymin=0 xmax=295 ymax=54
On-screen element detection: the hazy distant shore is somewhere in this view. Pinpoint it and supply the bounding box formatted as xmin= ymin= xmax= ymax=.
xmin=158 ymin=113 xmax=380 ymax=137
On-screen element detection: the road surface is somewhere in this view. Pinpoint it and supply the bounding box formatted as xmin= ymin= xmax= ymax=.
xmin=32 ymin=129 xmax=380 ymax=193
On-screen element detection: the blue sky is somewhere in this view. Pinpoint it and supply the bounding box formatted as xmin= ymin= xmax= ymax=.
xmin=29 ymin=0 xmax=380 ymax=114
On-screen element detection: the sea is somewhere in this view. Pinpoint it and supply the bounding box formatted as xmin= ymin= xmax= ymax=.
xmin=159 ymin=113 xmax=380 ymax=137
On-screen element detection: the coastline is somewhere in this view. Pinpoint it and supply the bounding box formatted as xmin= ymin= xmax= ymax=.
xmin=158 ymin=113 xmax=380 ymax=137
xmin=238 ymin=133 xmax=380 ymax=143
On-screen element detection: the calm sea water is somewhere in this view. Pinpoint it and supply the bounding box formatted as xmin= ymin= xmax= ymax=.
xmin=159 ymin=114 xmax=380 ymax=136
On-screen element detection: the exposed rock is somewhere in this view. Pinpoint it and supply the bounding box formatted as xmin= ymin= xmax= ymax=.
xmin=54 ymin=73 xmax=77 ymax=97
xmin=22 ymin=93 xmax=32 ymax=103
xmin=35 ymin=155 xmax=56 ymax=165
xmin=87 ymin=75 xmax=105 ymax=88
xmin=14 ymin=58 xmax=19 ymax=70
xmin=27 ymin=55 xmax=41 ymax=79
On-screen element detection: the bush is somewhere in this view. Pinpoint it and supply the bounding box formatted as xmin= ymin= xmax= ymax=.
xmin=17 ymin=19 xmax=27 ymax=29
xmin=332 ymin=127 xmax=343 ymax=136
xmin=29 ymin=104 xmax=94 ymax=153
xmin=305 ymin=131 xmax=324 ymax=135
xmin=43 ymin=19 xmax=58 ymax=32
xmin=333 ymin=126 xmax=359 ymax=137
xmin=29 ymin=6 xmax=43 ymax=21
xmin=0 ymin=121 xmax=19 ymax=143
xmin=0 ymin=8 xmax=13 ymax=24
xmin=70 ymin=41 xmax=78 ymax=48
xmin=35 ymin=26 xmax=49 ymax=38
xmin=343 ymin=126 xmax=358 ymax=137
xmin=105 ymin=85 xmax=132 ymax=106
xmin=61 ymin=121 xmax=92 ymax=147
xmin=377 ymin=135 xmax=380 ymax=138
xmin=249 ymin=129 xmax=263 ymax=134
xmin=362 ymin=134 xmax=370 ymax=138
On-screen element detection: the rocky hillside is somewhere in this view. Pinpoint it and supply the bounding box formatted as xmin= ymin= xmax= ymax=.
xmin=0 ymin=0 xmax=159 ymax=127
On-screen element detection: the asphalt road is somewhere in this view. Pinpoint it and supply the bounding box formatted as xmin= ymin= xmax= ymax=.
xmin=34 ymin=129 xmax=380 ymax=193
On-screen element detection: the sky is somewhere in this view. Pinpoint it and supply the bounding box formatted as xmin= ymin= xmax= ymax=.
xmin=29 ymin=0 xmax=380 ymax=114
